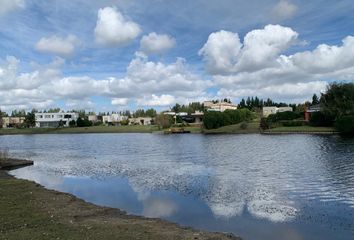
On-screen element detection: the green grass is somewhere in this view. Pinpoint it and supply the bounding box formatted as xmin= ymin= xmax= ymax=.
xmin=0 ymin=125 xmax=159 ymax=135
xmin=264 ymin=126 xmax=336 ymax=133
xmin=203 ymin=119 xmax=260 ymax=134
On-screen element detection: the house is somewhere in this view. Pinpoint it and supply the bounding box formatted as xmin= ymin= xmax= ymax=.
xmin=1 ymin=117 xmax=25 ymax=128
xmin=305 ymin=104 xmax=321 ymax=121
xmin=88 ymin=115 xmax=98 ymax=123
xmin=35 ymin=112 xmax=79 ymax=128
xmin=129 ymin=117 xmax=153 ymax=126
xmin=181 ymin=111 xmax=204 ymax=124
xmin=262 ymin=106 xmax=293 ymax=117
xmin=102 ymin=114 xmax=127 ymax=125
xmin=204 ymin=101 xmax=238 ymax=112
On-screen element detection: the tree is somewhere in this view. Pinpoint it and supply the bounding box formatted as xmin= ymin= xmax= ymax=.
xmin=145 ymin=108 xmax=157 ymax=118
xmin=155 ymin=113 xmax=172 ymax=129
xmin=0 ymin=109 xmax=3 ymax=129
xmin=24 ymin=109 xmax=36 ymax=128
xmin=312 ymin=94 xmax=320 ymax=105
xmin=321 ymin=82 xmax=354 ymax=119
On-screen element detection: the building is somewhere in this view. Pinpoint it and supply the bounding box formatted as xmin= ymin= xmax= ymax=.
xmin=1 ymin=117 xmax=25 ymax=128
xmin=35 ymin=112 xmax=79 ymax=128
xmin=204 ymin=101 xmax=238 ymax=112
xmin=262 ymin=106 xmax=293 ymax=117
xmin=88 ymin=115 xmax=98 ymax=123
xmin=102 ymin=114 xmax=127 ymax=125
xmin=305 ymin=104 xmax=321 ymax=121
xmin=129 ymin=117 xmax=153 ymax=126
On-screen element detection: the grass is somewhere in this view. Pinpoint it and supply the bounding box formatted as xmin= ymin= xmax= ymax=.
xmin=0 ymin=125 xmax=159 ymax=135
xmin=0 ymin=169 xmax=239 ymax=240
xmin=264 ymin=125 xmax=336 ymax=133
xmin=203 ymin=119 xmax=261 ymax=134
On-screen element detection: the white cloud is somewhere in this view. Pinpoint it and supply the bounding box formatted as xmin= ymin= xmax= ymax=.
xmin=200 ymin=25 xmax=354 ymax=102
xmin=271 ymin=0 xmax=298 ymax=21
xmin=292 ymin=36 xmax=354 ymax=74
xmin=35 ymin=35 xmax=81 ymax=57
xmin=199 ymin=30 xmax=242 ymax=75
xmin=111 ymin=98 xmax=128 ymax=106
xmin=94 ymin=7 xmax=141 ymax=47
xmin=140 ymin=32 xmax=176 ymax=55
xmin=200 ymin=25 xmax=298 ymax=74
xmin=0 ymin=53 xmax=210 ymax=110
xmin=137 ymin=94 xmax=175 ymax=106
xmin=0 ymin=0 xmax=25 ymax=16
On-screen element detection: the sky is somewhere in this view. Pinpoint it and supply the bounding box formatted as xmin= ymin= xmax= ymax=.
xmin=0 ymin=0 xmax=354 ymax=112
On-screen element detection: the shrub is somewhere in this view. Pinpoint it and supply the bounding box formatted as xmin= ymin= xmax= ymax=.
xmin=203 ymin=109 xmax=253 ymax=129
xmin=267 ymin=111 xmax=302 ymax=123
xmin=335 ymin=115 xmax=354 ymax=135
xmin=240 ymin=122 xmax=248 ymax=129
xmin=309 ymin=112 xmax=334 ymax=127
xmin=0 ymin=148 xmax=9 ymax=163
xmin=281 ymin=120 xmax=304 ymax=127
xmin=69 ymin=120 xmax=76 ymax=127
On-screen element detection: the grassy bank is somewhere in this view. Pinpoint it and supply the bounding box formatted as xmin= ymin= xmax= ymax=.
xmin=0 ymin=163 xmax=239 ymax=240
xmin=0 ymin=125 xmax=159 ymax=135
xmin=263 ymin=126 xmax=337 ymax=134
xmin=203 ymin=119 xmax=260 ymax=134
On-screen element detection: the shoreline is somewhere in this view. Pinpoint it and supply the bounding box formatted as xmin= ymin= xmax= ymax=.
xmin=0 ymin=125 xmax=338 ymax=136
xmin=0 ymin=161 xmax=240 ymax=240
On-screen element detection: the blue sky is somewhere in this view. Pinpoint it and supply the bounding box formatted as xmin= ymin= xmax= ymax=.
xmin=0 ymin=0 xmax=354 ymax=112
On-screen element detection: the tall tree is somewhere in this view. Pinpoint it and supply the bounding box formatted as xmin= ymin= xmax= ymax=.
xmin=321 ymin=82 xmax=354 ymax=119
xmin=312 ymin=94 xmax=320 ymax=105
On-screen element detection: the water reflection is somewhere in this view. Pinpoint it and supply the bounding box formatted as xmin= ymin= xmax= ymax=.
xmin=1 ymin=133 xmax=353 ymax=240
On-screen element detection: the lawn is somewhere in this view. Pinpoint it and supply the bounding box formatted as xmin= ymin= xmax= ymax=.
xmin=264 ymin=126 xmax=336 ymax=133
xmin=203 ymin=119 xmax=260 ymax=134
xmin=0 ymin=125 xmax=159 ymax=135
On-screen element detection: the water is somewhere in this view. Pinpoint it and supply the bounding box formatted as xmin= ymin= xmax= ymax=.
xmin=1 ymin=133 xmax=353 ymax=240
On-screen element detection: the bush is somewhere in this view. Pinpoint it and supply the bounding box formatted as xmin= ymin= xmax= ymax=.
xmin=309 ymin=112 xmax=334 ymax=127
xmin=76 ymin=118 xmax=92 ymax=127
xmin=267 ymin=111 xmax=302 ymax=123
xmin=69 ymin=120 xmax=76 ymax=127
xmin=240 ymin=122 xmax=248 ymax=129
xmin=335 ymin=115 xmax=354 ymax=135
xmin=203 ymin=109 xmax=253 ymax=129
xmin=260 ymin=117 xmax=269 ymax=130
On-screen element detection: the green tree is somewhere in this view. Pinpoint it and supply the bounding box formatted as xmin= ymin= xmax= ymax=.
xmin=321 ymin=82 xmax=354 ymax=119
xmin=24 ymin=109 xmax=37 ymax=128
xmin=145 ymin=108 xmax=157 ymax=117
xmin=312 ymin=94 xmax=320 ymax=105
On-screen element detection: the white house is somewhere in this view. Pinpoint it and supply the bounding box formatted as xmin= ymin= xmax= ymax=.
xmin=35 ymin=112 xmax=79 ymax=128
xmin=262 ymin=106 xmax=293 ymax=117
xmin=204 ymin=101 xmax=238 ymax=112
xmin=102 ymin=114 xmax=127 ymax=125
xmin=129 ymin=117 xmax=153 ymax=126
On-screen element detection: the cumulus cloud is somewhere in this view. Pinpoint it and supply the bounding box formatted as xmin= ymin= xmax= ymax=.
xmin=35 ymin=35 xmax=81 ymax=57
xmin=94 ymin=7 xmax=141 ymax=47
xmin=199 ymin=30 xmax=242 ymax=75
xmin=199 ymin=25 xmax=298 ymax=74
xmin=0 ymin=53 xmax=210 ymax=110
xmin=137 ymin=94 xmax=175 ymax=106
xmin=0 ymin=0 xmax=25 ymax=16
xmin=200 ymin=24 xmax=354 ymax=102
xmin=140 ymin=32 xmax=176 ymax=55
xmin=271 ymin=0 xmax=298 ymax=21
xmin=111 ymin=98 xmax=128 ymax=106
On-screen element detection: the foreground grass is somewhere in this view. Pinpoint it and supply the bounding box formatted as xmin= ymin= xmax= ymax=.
xmin=0 ymin=170 xmax=238 ymax=240
xmin=203 ymin=120 xmax=260 ymax=134
xmin=264 ymin=126 xmax=336 ymax=133
xmin=0 ymin=125 xmax=159 ymax=135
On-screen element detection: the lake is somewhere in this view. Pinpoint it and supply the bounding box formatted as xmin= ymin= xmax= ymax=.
xmin=1 ymin=133 xmax=353 ymax=240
